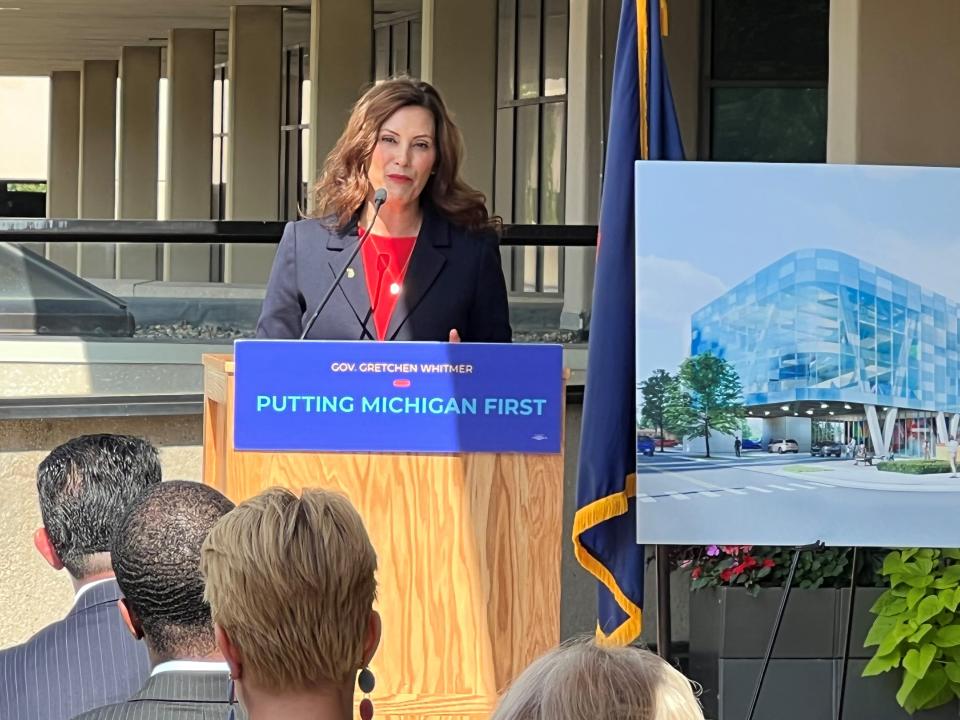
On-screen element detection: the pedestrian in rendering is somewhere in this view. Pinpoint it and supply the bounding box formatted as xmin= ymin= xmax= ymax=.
xmin=948 ymin=436 xmax=958 ymax=478
xmin=923 ymin=438 xmax=931 ymax=460
xmin=734 ymin=437 xmax=742 ymax=458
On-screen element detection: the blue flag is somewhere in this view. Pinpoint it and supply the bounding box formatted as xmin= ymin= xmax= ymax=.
xmin=573 ymin=0 xmax=684 ymax=645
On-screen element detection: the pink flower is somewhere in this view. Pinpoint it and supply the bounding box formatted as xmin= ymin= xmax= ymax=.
xmin=706 ymin=545 xmax=720 ymax=557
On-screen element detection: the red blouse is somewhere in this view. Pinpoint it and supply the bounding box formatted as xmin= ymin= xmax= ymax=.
xmin=359 ymin=228 xmax=417 ymax=341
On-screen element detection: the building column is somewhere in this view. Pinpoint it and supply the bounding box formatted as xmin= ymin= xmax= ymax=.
xmin=164 ymin=28 xmax=215 ymax=281
xmin=882 ymin=407 xmax=898 ymax=455
xmin=46 ymin=71 xmax=81 ymax=271
xmin=560 ymin=0 xmax=602 ymax=330
xmin=828 ymin=0 xmax=960 ymax=165
xmin=420 ymin=0 xmax=496 ymax=202
xmin=563 ymin=0 xmax=701 ymax=330
xmin=224 ymin=5 xmax=283 ymax=284
xmin=950 ymin=413 xmax=960 ymax=441
xmin=307 ymin=0 xmax=373 ymax=208
xmin=77 ymin=60 xmax=118 ymax=278
xmin=864 ymin=405 xmax=899 ymax=456
xmin=116 ymin=46 xmax=161 ymax=279
xmin=936 ymin=411 xmax=949 ymax=446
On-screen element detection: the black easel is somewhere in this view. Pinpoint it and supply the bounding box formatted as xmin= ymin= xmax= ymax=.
xmin=835 ymin=547 xmax=859 ymax=720
xmin=655 ymin=542 xmax=861 ymax=719
xmin=745 ymin=543 xmax=860 ymax=720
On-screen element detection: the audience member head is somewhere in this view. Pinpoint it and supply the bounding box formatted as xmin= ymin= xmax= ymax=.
xmin=35 ymin=434 xmax=161 ymax=582
xmin=491 ymin=638 xmax=704 ymax=720
xmin=201 ymin=487 xmax=379 ymax=719
xmin=111 ymin=480 xmax=235 ymax=665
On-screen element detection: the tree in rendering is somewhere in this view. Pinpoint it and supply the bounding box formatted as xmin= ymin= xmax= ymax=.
xmin=640 ymin=369 xmax=673 ymax=452
xmin=664 ymin=352 xmax=745 ymax=458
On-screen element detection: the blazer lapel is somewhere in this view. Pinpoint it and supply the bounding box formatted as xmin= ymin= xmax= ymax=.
xmin=386 ymin=207 xmax=449 ymax=340
xmin=326 ymin=221 xmax=375 ymax=340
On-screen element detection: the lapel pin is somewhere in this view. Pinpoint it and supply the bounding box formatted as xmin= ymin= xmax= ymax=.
xmin=346 ymin=268 xmax=356 ymax=279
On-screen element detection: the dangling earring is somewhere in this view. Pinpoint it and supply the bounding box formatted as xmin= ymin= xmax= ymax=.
xmin=358 ymin=667 xmax=376 ymax=720
xmin=227 ymin=677 xmax=237 ymax=720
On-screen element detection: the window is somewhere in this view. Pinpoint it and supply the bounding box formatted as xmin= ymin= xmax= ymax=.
xmin=374 ymin=11 xmax=421 ymax=80
xmin=699 ymin=0 xmax=828 ymax=162
xmin=495 ymin=0 xmax=568 ymax=295
xmin=279 ymin=45 xmax=310 ymax=220
xmin=212 ymin=63 xmax=228 ymax=220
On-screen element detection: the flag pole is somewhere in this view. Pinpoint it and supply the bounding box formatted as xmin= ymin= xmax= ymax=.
xmin=655 ymin=545 xmax=671 ymax=662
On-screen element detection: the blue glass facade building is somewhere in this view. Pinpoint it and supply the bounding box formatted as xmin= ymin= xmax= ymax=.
xmin=691 ymin=249 xmax=960 ymax=414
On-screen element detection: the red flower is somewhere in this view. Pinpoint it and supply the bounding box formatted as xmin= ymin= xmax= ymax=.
xmin=691 ymin=567 xmax=703 ymax=579
xmin=743 ymin=555 xmax=758 ymax=569
xmin=720 ymin=568 xmax=735 ymax=582
xmin=763 ymin=558 xmax=776 ymax=569
xmin=732 ymin=563 xmax=746 ymax=575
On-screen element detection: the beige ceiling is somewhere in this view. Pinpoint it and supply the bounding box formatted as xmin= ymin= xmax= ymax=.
xmin=0 ymin=0 xmax=420 ymax=76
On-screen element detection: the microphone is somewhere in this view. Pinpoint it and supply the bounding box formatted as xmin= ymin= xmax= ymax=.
xmin=299 ymin=188 xmax=388 ymax=340
xmin=359 ymin=253 xmax=390 ymax=339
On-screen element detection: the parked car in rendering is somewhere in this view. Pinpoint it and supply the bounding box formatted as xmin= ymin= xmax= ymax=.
xmin=768 ymin=438 xmax=800 ymax=454
xmin=740 ymin=438 xmax=762 ymax=450
xmin=637 ymin=435 xmax=656 ymax=456
xmin=811 ymin=440 xmax=843 ymax=457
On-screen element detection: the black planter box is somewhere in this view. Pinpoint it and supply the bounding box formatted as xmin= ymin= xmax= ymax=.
xmin=689 ymin=587 xmax=959 ymax=720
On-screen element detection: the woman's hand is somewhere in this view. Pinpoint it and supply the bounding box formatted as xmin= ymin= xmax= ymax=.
xmin=448 ymin=329 xmax=461 ymax=343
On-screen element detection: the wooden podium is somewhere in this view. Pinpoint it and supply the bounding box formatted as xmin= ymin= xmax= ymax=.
xmin=202 ymin=353 xmax=564 ymax=719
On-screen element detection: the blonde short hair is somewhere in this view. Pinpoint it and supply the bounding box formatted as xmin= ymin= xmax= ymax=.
xmin=491 ymin=639 xmax=704 ymax=720
xmin=200 ymin=487 xmax=377 ymax=691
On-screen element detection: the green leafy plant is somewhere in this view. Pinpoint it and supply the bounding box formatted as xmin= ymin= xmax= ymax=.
xmin=876 ymin=460 xmax=952 ymax=475
xmin=863 ymin=549 xmax=960 ymax=714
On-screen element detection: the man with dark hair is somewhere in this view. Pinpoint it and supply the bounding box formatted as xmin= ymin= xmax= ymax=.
xmin=0 ymin=434 xmax=160 ymax=720
xmin=75 ymin=480 xmax=238 ymax=719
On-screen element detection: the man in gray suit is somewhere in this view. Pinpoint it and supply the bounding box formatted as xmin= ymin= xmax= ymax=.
xmin=0 ymin=434 xmax=159 ymax=720
xmin=74 ymin=480 xmax=239 ymax=719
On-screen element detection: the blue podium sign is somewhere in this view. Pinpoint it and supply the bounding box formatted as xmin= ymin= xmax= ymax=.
xmin=233 ymin=340 xmax=563 ymax=454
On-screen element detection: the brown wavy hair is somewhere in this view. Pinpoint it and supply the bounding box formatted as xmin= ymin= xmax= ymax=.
xmin=312 ymin=77 xmax=499 ymax=233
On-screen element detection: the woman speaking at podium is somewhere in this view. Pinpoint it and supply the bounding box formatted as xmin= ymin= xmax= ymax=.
xmin=256 ymin=78 xmax=512 ymax=343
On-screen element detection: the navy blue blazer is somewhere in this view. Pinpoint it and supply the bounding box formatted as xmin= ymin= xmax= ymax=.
xmin=0 ymin=579 xmax=151 ymax=720
xmin=256 ymin=206 xmax=512 ymax=342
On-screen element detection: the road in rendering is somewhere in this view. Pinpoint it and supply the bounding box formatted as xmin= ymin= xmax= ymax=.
xmin=636 ymin=451 xmax=960 ymax=547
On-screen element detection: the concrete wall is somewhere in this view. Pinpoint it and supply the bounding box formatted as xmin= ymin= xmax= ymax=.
xmin=0 ymin=415 xmax=202 ymax=649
